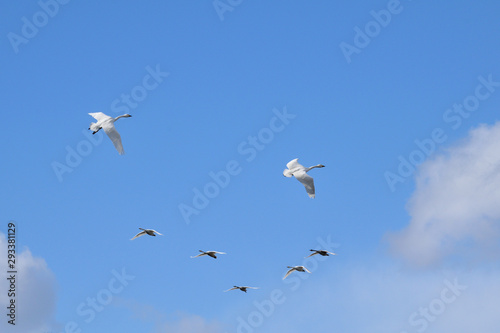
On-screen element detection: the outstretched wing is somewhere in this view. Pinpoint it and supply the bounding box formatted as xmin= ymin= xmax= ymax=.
xmin=303 ymin=266 xmax=311 ymax=273
xmin=304 ymin=252 xmax=318 ymax=258
xmin=88 ymin=112 xmax=111 ymax=122
xmin=130 ymin=231 xmax=146 ymax=240
xmin=152 ymin=230 xmax=163 ymax=235
xmin=286 ymin=158 xmax=303 ymax=170
xmin=284 ymin=158 xmax=304 ymax=177
xmin=293 ymin=170 xmax=315 ymax=198
xmin=283 ymin=268 xmax=295 ymax=280
xmin=191 ymin=253 xmax=206 ymax=258
xmin=102 ymin=122 xmax=124 ymax=155
xmin=224 ymin=287 xmax=238 ymax=292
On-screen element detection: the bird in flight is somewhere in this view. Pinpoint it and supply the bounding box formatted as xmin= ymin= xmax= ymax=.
xmin=130 ymin=228 xmax=163 ymax=240
xmin=224 ymin=286 xmax=259 ymax=293
xmin=88 ymin=112 xmax=132 ymax=155
xmin=305 ymin=249 xmax=336 ymax=258
xmin=283 ymin=266 xmax=311 ymax=280
xmin=283 ymin=158 xmax=325 ymax=198
xmin=190 ymin=250 xmax=226 ymax=259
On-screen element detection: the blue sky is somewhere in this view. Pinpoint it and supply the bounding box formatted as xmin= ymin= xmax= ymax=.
xmin=1 ymin=1 xmax=500 ymax=332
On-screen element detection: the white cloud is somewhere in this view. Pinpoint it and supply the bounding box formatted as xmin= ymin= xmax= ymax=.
xmin=0 ymin=232 xmax=58 ymax=333
xmin=387 ymin=122 xmax=500 ymax=267
xmin=153 ymin=314 xmax=227 ymax=333
xmin=114 ymin=297 xmax=228 ymax=333
xmin=259 ymin=261 xmax=500 ymax=333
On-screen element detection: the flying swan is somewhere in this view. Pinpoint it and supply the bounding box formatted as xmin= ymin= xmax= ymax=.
xmin=283 ymin=266 xmax=311 ymax=280
xmin=283 ymin=158 xmax=325 ymax=198
xmin=190 ymin=250 xmax=226 ymax=259
xmin=305 ymin=249 xmax=336 ymax=258
xmin=88 ymin=112 xmax=132 ymax=155
xmin=224 ymin=286 xmax=259 ymax=293
xmin=130 ymin=228 xmax=163 ymax=240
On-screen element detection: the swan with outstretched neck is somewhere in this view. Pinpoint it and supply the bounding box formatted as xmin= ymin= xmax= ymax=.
xmin=224 ymin=286 xmax=259 ymax=293
xmin=88 ymin=112 xmax=132 ymax=155
xmin=190 ymin=250 xmax=226 ymax=259
xmin=305 ymin=249 xmax=336 ymax=258
xmin=130 ymin=228 xmax=162 ymax=240
xmin=283 ymin=158 xmax=325 ymax=198
xmin=283 ymin=266 xmax=311 ymax=280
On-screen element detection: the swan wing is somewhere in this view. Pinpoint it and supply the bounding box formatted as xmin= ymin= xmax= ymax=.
xmin=304 ymin=252 xmax=318 ymax=258
xmin=283 ymin=268 xmax=295 ymax=280
xmin=102 ymin=122 xmax=125 ymax=155
xmin=286 ymin=158 xmax=305 ymax=170
xmin=88 ymin=112 xmax=111 ymax=122
xmin=152 ymin=230 xmax=163 ymax=235
xmin=191 ymin=253 xmax=206 ymax=258
xmin=130 ymin=231 xmax=146 ymax=240
xmin=294 ymin=170 xmax=315 ymax=198
xmin=303 ymin=266 xmax=311 ymax=273
xmin=224 ymin=287 xmax=238 ymax=292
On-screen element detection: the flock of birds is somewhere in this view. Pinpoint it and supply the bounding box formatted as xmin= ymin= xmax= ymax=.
xmin=88 ymin=112 xmax=334 ymax=292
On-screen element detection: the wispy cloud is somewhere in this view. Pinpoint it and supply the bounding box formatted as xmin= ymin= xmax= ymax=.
xmin=387 ymin=122 xmax=500 ymax=267
xmin=259 ymin=261 xmax=500 ymax=333
xmin=153 ymin=314 xmax=226 ymax=333
xmin=114 ymin=297 xmax=228 ymax=333
xmin=0 ymin=232 xmax=57 ymax=333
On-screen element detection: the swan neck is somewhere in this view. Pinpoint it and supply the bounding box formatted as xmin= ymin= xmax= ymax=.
xmin=114 ymin=114 xmax=128 ymax=121
xmin=306 ymin=165 xmax=321 ymax=172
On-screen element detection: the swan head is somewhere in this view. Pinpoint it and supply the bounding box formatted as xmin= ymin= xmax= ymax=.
xmin=318 ymin=164 xmax=325 ymax=168
xmin=124 ymin=114 xmax=132 ymax=117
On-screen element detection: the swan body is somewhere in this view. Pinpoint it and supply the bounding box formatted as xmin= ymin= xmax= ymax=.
xmin=88 ymin=112 xmax=132 ymax=155
xmin=305 ymin=249 xmax=336 ymax=258
xmin=130 ymin=228 xmax=162 ymax=240
xmin=283 ymin=265 xmax=311 ymax=280
xmin=224 ymin=286 xmax=259 ymax=293
xmin=191 ymin=250 xmax=226 ymax=259
xmin=283 ymin=158 xmax=325 ymax=198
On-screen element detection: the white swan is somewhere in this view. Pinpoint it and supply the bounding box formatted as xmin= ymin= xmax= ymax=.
xmin=305 ymin=249 xmax=336 ymax=258
xmin=283 ymin=265 xmax=311 ymax=280
xmin=224 ymin=286 xmax=259 ymax=293
xmin=130 ymin=228 xmax=162 ymax=240
xmin=283 ymin=158 xmax=325 ymax=198
xmin=88 ymin=112 xmax=132 ymax=155
xmin=190 ymin=250 xmax=226 ymax=259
